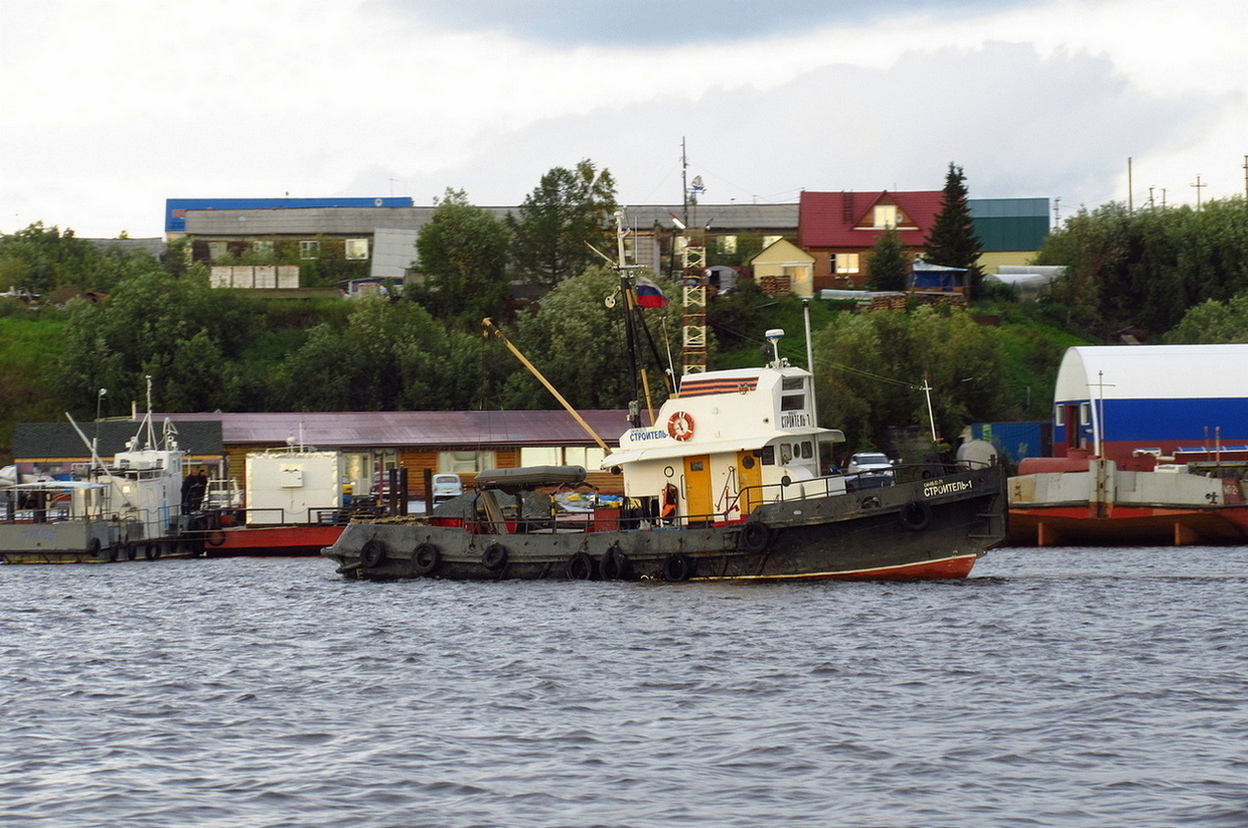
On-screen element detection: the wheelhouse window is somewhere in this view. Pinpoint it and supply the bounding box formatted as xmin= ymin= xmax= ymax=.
xmin=780 ymin=376 xmax=806 ymax=411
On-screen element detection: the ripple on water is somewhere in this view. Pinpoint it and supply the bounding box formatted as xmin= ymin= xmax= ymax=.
xmin=2 ymin=548 xmax=1247 ymax=826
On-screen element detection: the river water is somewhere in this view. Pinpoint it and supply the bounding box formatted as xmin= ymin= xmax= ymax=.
xmin=2 ymin=546 xmax=1246 ymax=827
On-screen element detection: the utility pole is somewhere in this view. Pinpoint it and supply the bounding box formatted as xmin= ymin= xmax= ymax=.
xmin=1191 ymin=174 xmax=1206 ymax=210
xmin=1127 ymin=157 xmax=1133 ymax=213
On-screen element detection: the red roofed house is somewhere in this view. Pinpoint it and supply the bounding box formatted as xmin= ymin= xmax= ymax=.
xmin=797 ymin=190 xmax=943 ymax=291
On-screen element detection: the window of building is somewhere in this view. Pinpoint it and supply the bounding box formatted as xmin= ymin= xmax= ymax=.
xmin=439 ymin=450 xmax=496 ymax=475
xmin=300 ymin=240 xmax=320 ymax=260
xmin=831 ymin=253 xmax=860 ymax=274
xmin=564 ymin=446 xmax=607 ymax=469
xmin=252 ymin=240 xmax=274 ymax=255
xmin=520 ymin=447 xmax=560 ymax=466
xmin=520 ymin=446 xmax=607 ymax=469
xmin=345 ymin=238 xmax=370 ymax=260
xmin=717 ymin=235 xmax=738 ymax=254
xmin=1080 ymin=402 xmax=1092 ymax=426
xmin=873 ymin=205 xmax=898 ymax=228
xmin=1054 ymin=406 xmax=1065 ymax=427
xmin=341 ymin=452 xmax=373 ymax=498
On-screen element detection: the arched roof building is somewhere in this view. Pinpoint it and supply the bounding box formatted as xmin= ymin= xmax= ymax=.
xmin=1052 ymin=345 xmax=1248 ymax=462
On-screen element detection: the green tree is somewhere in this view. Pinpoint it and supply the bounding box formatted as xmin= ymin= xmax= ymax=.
xmin=410 ymin=189 xmax=510 ymax=323
xmin=56 ymin=270 xmax=257 ymax=412
xmin=924 ymin=163 xmax=984 ymax=297
xmin=0 ymin=222 xmax=159 ymax=295
xmin=1038 ymin=198 xmax=1248 ymax=339
xmin=508 ymin=160 xmax=618 ymax=289
xmin=502 ymin=266 xmax=681 ymax=411
xmin=1164 ymin=294 xmax=1248 ymax=343
xmin=280 ymin=297 xmax=510 ymax=411
xmin=813 ymin=306 xmax=1009 ymax=454
xmin=865 ymin=227 xmax=909 ymax=291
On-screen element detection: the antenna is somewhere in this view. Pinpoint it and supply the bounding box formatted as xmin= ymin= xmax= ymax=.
xmin=765 ymin=329 xmax=785 ymax=368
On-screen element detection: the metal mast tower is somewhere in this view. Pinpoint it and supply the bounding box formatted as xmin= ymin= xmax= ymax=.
xmin=678 ymin=138 xmax=708 ymax=376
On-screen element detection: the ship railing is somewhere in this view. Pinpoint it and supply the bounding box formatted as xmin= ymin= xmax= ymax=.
xmin=730 ymin=460 xmax=990 ymax=517
xmin=207 ymin=505 xmax=350 ymax=527
xmin=1 ymin=485 xmax=93 ymax=523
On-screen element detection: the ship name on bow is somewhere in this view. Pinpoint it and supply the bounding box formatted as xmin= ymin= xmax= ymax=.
xmin=922 ymin=479 xmax=973 ymax=498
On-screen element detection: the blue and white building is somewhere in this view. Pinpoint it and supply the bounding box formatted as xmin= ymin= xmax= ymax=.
xmin=1052 ymin=344 xmax=1248 ymax=463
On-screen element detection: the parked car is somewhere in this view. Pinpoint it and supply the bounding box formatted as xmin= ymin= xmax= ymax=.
xmin=431 ymin=473 xmax=463 ymax=504
xmin=844 ymin=452 xmax=895 ymax=491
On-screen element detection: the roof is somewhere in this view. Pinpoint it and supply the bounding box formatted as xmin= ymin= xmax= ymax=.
xmin=153 ymin=410 xmax=633 ymax=449
xmin=1054 ymin=345 xmax=1248 ymax=402
xmin=798 ymin=190 xmax=944 ymax=249
xmin=14 ymin=420 xmax=224 ymax=462
xmin=183 ymin=203 xmax=799 ymax=238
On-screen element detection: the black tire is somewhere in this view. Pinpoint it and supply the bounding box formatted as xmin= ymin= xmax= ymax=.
xmin=565 ymin=551 xmax=595 ymax=580
xmin=205 ymin=529 xmax=226 ymax=547
xmin=360 ymin=539 xmax=386 ymax=568
xmin=738 ymin=520 xmax=772 ymax=553
xmin=145 ymin=544 xmax=161 ymax=561
xmin=899 ymin=500 xmax=932 ymax=531
xmin=662 ymin=553 xmax=693 ymax=582
xmin=599 ymin=545 xmax=629 ymax=580
xmin=87 ymin=537 xmax=106 ymax=562
xmin=412 ymin=543 xmax=441 ymax=576
xmin=481 ymin=543 xmax=508 ymax=571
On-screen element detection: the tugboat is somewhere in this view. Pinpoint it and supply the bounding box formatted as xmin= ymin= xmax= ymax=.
xmin=323 ymin=314 xmax=1007 ymax=582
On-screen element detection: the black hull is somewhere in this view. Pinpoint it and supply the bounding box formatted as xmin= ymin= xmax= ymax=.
xmin=323 ymin=466 xmax=1007 ymax=582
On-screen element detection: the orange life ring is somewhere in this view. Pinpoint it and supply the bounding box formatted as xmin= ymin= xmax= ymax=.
xmin=667 ymin=411 xmax=695 ymax=441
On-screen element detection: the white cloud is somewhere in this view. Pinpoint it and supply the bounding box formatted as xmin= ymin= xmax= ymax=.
xmin=1 ymin=0 xmax=1245 ymax=237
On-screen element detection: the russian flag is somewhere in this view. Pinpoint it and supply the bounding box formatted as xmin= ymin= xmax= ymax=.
xmin=635 ymin=276 xmax=668 ymax=309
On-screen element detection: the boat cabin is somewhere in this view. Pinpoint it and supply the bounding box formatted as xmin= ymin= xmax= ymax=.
xmin=606 ymin=337 xmax=844 ymax=525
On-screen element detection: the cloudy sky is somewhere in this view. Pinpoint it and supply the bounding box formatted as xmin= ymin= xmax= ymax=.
xmin=2 ymin=0 xmax=1246 ymax=238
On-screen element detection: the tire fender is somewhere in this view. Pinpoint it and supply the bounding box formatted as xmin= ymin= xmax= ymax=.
xmin=412 ymin=543 xmax=441 ymax=576
xmin=899 ymin=500 xmax=932 ymax=531
xmin=481 ymin=543 xmax=508 ymax=571
xmin=360 ymin=539 xmax=386 ymax=568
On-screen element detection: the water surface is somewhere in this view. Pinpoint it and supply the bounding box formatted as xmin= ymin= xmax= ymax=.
xmin=3 ymin=546 xmax=1246 ymax=826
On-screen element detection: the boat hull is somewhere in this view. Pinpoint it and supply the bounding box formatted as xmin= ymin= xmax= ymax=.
xmin=0 ymin=519 xmax=201 ymax=564
xmin=1007 ymin=505 xmax=1248 ymax=547
xmin=1007 ymin=460 xmax=1248 ymax=546
xmin=323 ymin=465 xmax=1006 ymax=582
xmin=202 ymin=524 xmax=345 ymax=557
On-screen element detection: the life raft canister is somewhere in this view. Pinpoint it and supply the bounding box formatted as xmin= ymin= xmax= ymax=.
xmin=667 ymin=411 xmax=695 ymax=441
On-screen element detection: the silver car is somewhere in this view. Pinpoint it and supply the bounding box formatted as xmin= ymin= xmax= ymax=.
xmin=431 ymin=473 xmax=464 ymax=504
xmin=844 ymin=452 xmax=895 ymax=490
